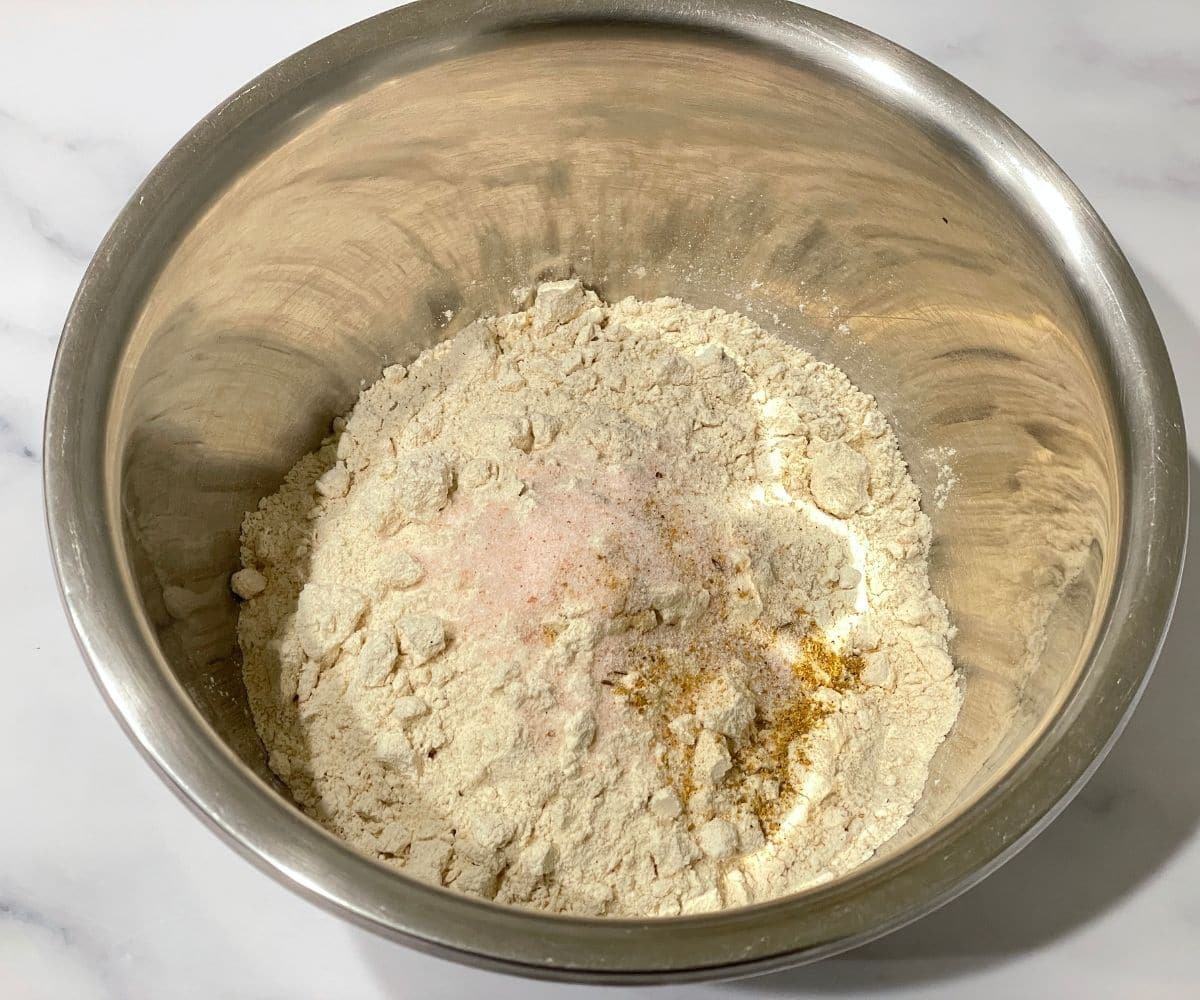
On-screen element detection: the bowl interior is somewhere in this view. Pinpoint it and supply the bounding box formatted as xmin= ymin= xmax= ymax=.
xmin=109 ymin=21 xmax=1120 ymax=903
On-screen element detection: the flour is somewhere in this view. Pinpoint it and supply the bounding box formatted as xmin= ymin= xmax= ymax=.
xmin=235 ymin=280 xmax=961 ymax=917
xmin=925 ymin=445 xmax=960 ymax=511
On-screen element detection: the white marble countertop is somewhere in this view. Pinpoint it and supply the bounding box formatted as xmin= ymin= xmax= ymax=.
xmin=3 ymin=1 xmax=1198 ymax=997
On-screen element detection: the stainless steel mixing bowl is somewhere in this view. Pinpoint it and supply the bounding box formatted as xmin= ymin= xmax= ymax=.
xmin=44 ymin=0 xmax=1187 ymax=982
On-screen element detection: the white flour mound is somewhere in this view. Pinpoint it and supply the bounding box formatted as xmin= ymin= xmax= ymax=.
xmin=235 ymin=280 xmax=961 ymax=917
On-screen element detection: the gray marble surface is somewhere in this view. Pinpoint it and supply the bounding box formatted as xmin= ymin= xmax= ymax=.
xmin=3 ymin=1 xmax=1197 ymax=996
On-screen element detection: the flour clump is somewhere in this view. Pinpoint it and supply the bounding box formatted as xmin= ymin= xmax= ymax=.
xmin=235 ymin=280 xmax=961 ymax=917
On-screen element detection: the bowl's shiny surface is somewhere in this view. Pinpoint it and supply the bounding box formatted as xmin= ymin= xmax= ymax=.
xmin=44 ymin=0 xmax=1186 ymax=982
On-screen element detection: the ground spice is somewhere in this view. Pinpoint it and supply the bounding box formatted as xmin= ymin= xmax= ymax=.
xmin=612 ymin=625 xmax=865 ymax=836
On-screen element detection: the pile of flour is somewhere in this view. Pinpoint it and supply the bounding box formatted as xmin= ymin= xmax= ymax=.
xmin=234 ymin=280 xmax=961 ymax=917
